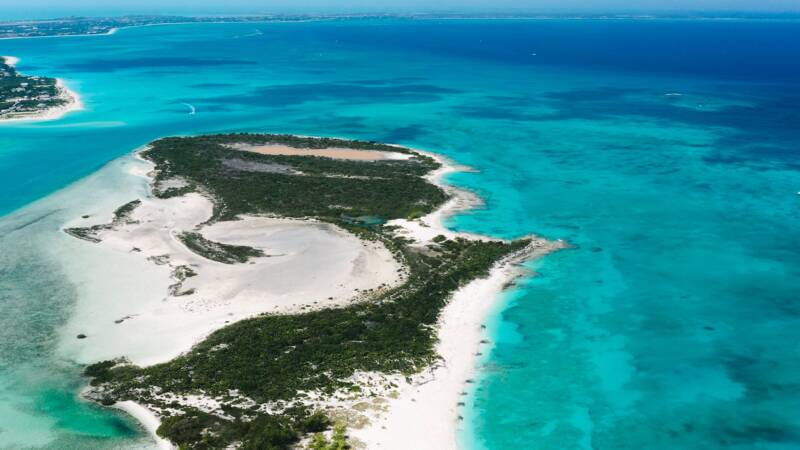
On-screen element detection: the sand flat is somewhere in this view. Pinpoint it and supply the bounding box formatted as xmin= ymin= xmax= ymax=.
xmin=226 ymin=142 xmax=412 ymax=161
xmin=57 ymin=163 xmax=404 ymax=367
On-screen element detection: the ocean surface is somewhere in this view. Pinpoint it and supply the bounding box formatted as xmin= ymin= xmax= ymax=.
xmin=0 ymin=19 xmax=799 ymax=449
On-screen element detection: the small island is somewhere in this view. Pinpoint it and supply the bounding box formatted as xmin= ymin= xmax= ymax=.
xmin=0 ymin=56 xmax=81 ymax=121
xmin=68 ymin=134 xmax=560 ymax=449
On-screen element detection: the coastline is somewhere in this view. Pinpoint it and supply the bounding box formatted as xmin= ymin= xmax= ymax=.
xmin=0 ymin=19 xmax=324 ymax=41
xmin=0 ymin=79 xmax=84 ymax=123
xmin=350 ymin=149 xmax=563 ymax=449
xmin=351 ymin=260 xmax=540 ymax=449
xmin=1 ymin=17 xmax=795 ymax=450
xmin=113 ymin=401 xmax=174 ymax=450
xmin=0 ymin=28 xmax=118 ymax=41
xmin=0 ymin=55 xmax=84 ymax=123
xmin=38 ymin=79 xmax=84 ymax=121
xmin=68 ymin=138 xmax=562 ymax=449
xmin=58 ymin=148 xmax=404 ymax=367
xmin=2 ymin=55 xmax=20 ymax=66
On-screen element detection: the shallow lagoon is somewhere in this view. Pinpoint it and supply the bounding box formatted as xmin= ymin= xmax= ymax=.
xmin=0 ymin=19 xmax=799 ymax=449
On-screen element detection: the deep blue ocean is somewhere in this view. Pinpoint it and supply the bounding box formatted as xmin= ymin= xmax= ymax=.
xmin=0 ymin=19 xmax=799 ymax=449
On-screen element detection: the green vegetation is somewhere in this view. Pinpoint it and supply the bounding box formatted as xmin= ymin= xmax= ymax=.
xmin=64 ymin=225 xmax=104 ymax=243
xmin=309 ymin=424 xmax=349 ymax=450
xmin=0 ymin=15 xmax=331 ymax=39
xmin=173 ymin=265 xmax=198 ymax=280
xmin=141 ymin=134 xmax=446 ymax=222
xmin=86 ymin=235 xmax=526 ymax=395
xmin=169 ymin=265 xmax=199 ymax=297
xmin=0 ymin=56 xmax=70 ymax=119
xmin=178 ymin=231 xmax=264 ymax=264
xmin=113 ymin=199 xmax=142 ymax=222
xmin=83 ymin=134 xmax=530 ymax=449
xmin=154 ymin=407 xmax=329 ymax=450
xmin=64 ymin=199 xmax=141 ymax=243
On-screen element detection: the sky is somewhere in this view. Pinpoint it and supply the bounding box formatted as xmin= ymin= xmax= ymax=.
xmin=1 ymin=0 xmax=800 ymax=20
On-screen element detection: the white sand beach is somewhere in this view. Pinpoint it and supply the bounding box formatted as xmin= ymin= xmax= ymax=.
xmin=0 ymin=56 xmax=83 ymax=123
xmin=350 ymin=265 xmax=524 ymax=450
xmin=0 ymin=27 xmax=119 ymax=41
xmin=338 ymin=149 xmax=563 ymax=449
xmin=0 ymin=82 xmax=83 ymax=123
xmin=2 ymin=55 xmax=20 ymax=67
xmin=113 ymin=401 xmax=174 ymax=450
xmin=53 ymin=141 xmax=561 ymax=449
xmin=32 ymin=79 xmax=84 ymax=121
xmin=57 ymin=153 xmax=403 ymax=367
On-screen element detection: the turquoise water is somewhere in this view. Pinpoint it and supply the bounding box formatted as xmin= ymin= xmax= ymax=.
xmin=0 ymin=19 xmax=798 ymax=448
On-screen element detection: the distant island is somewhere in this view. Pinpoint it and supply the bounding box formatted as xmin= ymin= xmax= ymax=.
xmin=66 ymin=133 xmax=561 ymax=449
xmin=3 ymin=13 xmax=795 ymax=39
xmin=0 ymin=56 xmax=80 ymax=121
xmin=0 ymin=15 xmax=367 ymax=39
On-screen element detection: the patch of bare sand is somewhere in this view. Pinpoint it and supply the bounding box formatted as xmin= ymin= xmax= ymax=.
xmin=226 ymin=143 xmax=412 ymax=161
xmin=57 ymin=163 xmax=405 ymax=367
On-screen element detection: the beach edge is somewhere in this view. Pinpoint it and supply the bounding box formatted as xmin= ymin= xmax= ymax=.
xmin=351 ymin=148 xmax=563 ymax=449
xmin=79 ymin=137 xmax=563 ymax=450
xmin=0 ymin=55 xmax=83 ymax=124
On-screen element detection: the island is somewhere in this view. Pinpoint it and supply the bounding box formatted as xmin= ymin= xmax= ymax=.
xmin=0 ymin=16 xmax=264 ymax=39
xmin=0 ymin=56 xmax=80 ymax=121
xmin=3 ymin=13 xmax=780 ymax=40
xmin=67 ymin=134 xmax=561 ymax=449
xmin=0 ymin=15 xmax=385 ymax=39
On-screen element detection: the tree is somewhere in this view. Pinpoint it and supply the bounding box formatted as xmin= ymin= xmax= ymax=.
xmin=331 ymin=424 xmax=348 ymax=450
xmin=306 ymin=424 xmax=348 ymax=450
xmin=309 ymin=433 xmax=329 ymax=450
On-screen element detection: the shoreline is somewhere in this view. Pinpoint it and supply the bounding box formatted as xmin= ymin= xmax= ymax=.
xmin=59 ymin=148 xmax=404 ymax=367
xmin=0 ymin=28 xmax=118 ymax=41
xmin=0 ymin=79 xmax=84 ymax=123
xmin=0 ymin=15 xmax=784 ymax=43
xmin=0 ymin=56 xmax=84 ymax=123
xmin=72 ymin=137 xmax=562 ymax=449
xmin=0 ymin=18 xmax=328 ymax=41
xmin=351 ymin=257 xmax=545 ymax=449
xmin=2 ymin=55 xmax=20 ymax=66
xmin=350 ymin=148 xmax=563 ymax=449
xmin=113 ymin=401 xmax=174 ymax=450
